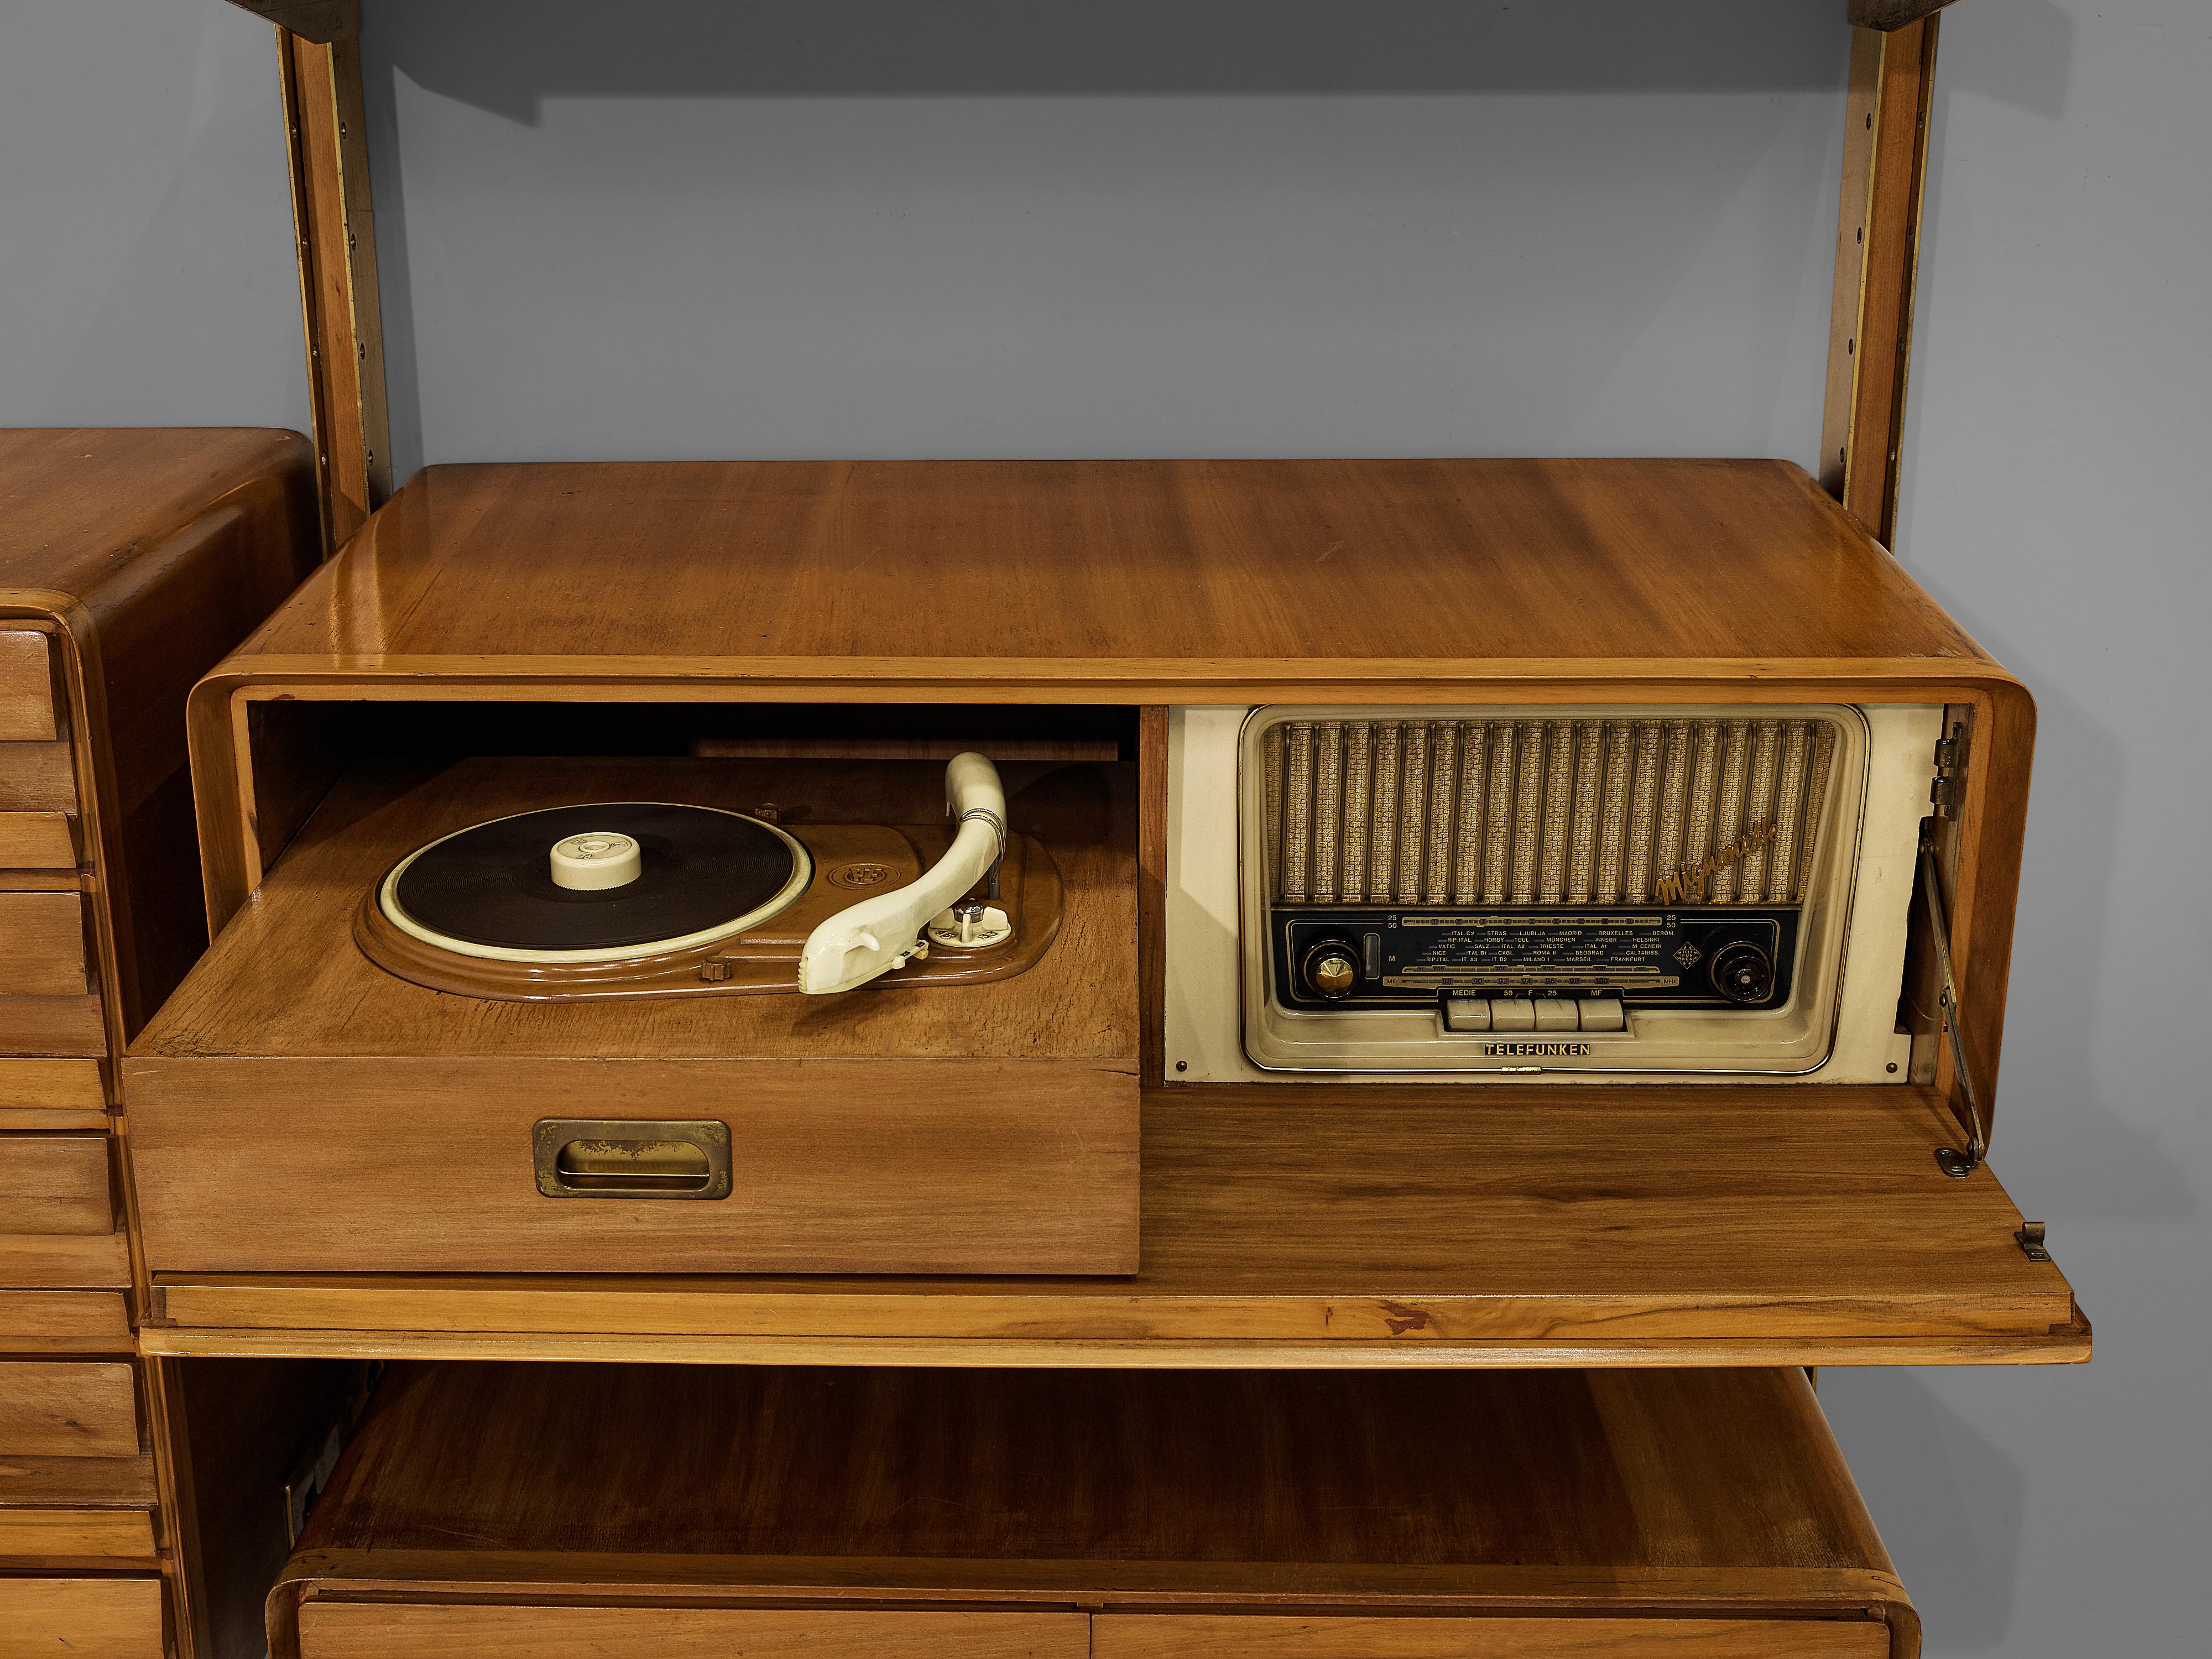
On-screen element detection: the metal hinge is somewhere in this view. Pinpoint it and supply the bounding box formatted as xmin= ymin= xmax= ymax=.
xmin=1921 ymin=827 xmax=1989 ymax=1178
xmin=1931 ymin=727 xmax=1965 ymax=818
xmin=2016 ymin=1222 xmax=2052 ymax=1262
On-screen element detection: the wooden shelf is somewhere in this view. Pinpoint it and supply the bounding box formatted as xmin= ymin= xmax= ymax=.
xmin=143 ymin=1084 xmax=2083 ymax=1369
xmin=268 ymin=1361 xmax=1918 ymax=1656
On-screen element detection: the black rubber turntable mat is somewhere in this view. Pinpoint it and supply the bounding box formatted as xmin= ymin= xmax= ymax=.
xmin=388 ymin=803 xmax=800 ymax=952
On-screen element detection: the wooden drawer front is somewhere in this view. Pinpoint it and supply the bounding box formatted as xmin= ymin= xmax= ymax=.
xmin=0 ymin=1232 xmax=132 ymax=1347
xmin=0 ymin=632 xmax=60 ymax=743
xmin=132 ymin=1058 xmax=1139 ymax=1275
xmin=0 ymin=1135 xmax=112 ymax=1234
xmin=296 ymin=1604 xmax=1089 ymax=1659
xmin=0 ymin=811 xmax=77 ymax=871
xmin=0 ymin=1504 xmax=155 ymax=1557
xmin=0 ymin=1451 xmax=159 ymax=1559
xmin=1094 ymin=1616 xmax=1891 ymax=1657
xmin=0 ymin=1058 xmax=107 ymax=1132
xmin=0 ymin=741 xmax=77 ymax=814
xmin=0 ymin=893 xmax=90 ymax=995
xmin=0 ymin=1361 xmax=139 ymax=1457
xmin=0 ymin=1575 xmax=163 ymax=1658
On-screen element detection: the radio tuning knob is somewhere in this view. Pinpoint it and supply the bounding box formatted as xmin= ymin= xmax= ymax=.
xmin=1301 ymin=939 xmax=1361 ymax=1001
xmin=1708 ymin=940 xmax=1776 ymax=1005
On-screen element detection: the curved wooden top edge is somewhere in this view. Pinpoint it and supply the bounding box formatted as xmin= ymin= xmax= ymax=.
xmin=193 ymin=655 xmax=2027 ymax=702
xmin=0 ymin=427 xmax=314 ymax=603
xmin=140 ymin=1324 xmax=2094 ymax=1369
xmin=268 ymin=1554 xmax=1917 ymax=1613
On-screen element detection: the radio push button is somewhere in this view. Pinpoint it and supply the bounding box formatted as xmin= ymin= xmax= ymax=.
xmin=1577 ymin=997 xmax=1626 ymax=1032
xmin=1489 ymin=998 xmax=1536 ymax=1031
xmin=1533 ymin=999 xmax=1579 ymax=1031
xmin=1443 ymin=998 xmax=1491 ymax=1032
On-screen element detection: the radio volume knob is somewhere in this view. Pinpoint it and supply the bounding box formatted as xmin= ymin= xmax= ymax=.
xmin=1301 ymin=940 xmax=1361 ymax=1001
xmin=1708 ymin=940 xmax=1776 ymax=1005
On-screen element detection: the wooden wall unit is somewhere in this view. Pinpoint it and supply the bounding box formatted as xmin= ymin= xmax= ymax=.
xmin=0 ymin=431 xmax=320 ymax=1659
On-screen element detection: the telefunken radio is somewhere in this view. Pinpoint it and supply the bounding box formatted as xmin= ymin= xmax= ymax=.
xmin=1167 ymin=700 xmax=1942 ymax=1080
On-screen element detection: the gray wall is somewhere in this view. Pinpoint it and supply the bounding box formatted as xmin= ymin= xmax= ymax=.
xmin=0 ymin=0 xmax=308 ymax=429
xmin=3 ymin=2 xmax=2205 ymax=1654
xmin=1819 ymin=3 xmax=2210 ymax=1652
xmin=358 ymin=1 xmax=1850 ymax=481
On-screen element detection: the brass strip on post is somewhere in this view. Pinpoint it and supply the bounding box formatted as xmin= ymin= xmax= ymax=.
xmin=1820 ymin=17 xmax=1941 ymax=544
xmin=273 ymin=0 xmax=390 ymax=555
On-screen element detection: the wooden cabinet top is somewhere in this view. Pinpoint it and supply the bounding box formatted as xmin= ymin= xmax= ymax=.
xmin=0 ymin=428 xmax=313 ymax=619
xmin=207 ymin=458 xmax=2011 ymax=701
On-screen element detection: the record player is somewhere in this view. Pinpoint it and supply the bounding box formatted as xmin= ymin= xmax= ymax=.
xmin=126 ymin=737 xmax=1139 ymax=1276
xmin=355 ymin=749 xmax=1052 ymax=1002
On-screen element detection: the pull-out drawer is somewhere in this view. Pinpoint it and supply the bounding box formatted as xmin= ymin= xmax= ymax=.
xmin=296 ymin=1605 xmax=1086 ymax=1659
xmin=0 ymin=1452 xmax=158 ymax=1559
xmin=0 ymin=1232 xmax=131 ymax=1348
xmin=0 ymin=893 xmax=90 ymax=996
xmin=0 ymin=1361 xmax=139 ymax=1457
xmin=0 ymin=1575 xmax=163 ymax=1658
xmin=0 ymin=1058 xmax=107 ymax=1133
xmin=0 ymin=1136 xmax=113 ymax=1234
xmin=1095 ymin=1616 xmax=1889 ymax=1657
xmin=0 ymin=632 xmax=60 ymax=743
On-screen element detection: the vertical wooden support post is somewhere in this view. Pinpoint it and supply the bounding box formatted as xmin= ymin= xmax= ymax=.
xmin=274 ymin=0 xmax=390 ymax=555
xmin=1819 ymin=17 xmax=1940 ymax=545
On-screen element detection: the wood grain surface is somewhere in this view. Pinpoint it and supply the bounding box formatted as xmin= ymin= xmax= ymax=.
xmin=211 ymin=459 xmax=1990 ymax=671
xmin=0 ymin=1360 xmax=138 ymax=1456
xmin=0 ymin=892 xmax=90 ymax=995
xmin=1095 ymin=1618 xmax=1888 ymax=1656
xmin=0 ymin=1135 xmax=112 ymax=1234
xmin=137 ymin=1084 xmax=2079 ymax=1364
xmin=0 ymin=631 xmax=58 ymax=741
xmin=0 ymin=1233 xmax=130 ymax=1288
xmin=0 ymin=1575 xmax=163 ymax=1658
xmin=0 ymin=430 xmax=312 ymax=602
xmin=0 ymin=1290 xmax=132 ymax=1349
xmin=0 ymin=1451 xmax=156 ymax=1509
xmin=0 ymin=809 xmax=77 ymax=870
xmin=0 ymin=1504 xmax=156 ymax=1559
xmin=266 ymin=1364 xmax=1912 ymax=1657
xmin=297 ymin=1605 xmax=1088 ymax=1659
xmin=0 ymin=1057 xmax=105 ymax=1113
xmin=0 ymin=739 xmax=76 ymax=813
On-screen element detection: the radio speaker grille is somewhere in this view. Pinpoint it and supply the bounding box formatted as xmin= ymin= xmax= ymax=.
xmin=1266 ymin=714 xmax=1837 ymax=907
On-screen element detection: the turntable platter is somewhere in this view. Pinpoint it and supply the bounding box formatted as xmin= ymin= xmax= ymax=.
xmin=380 ymin=802 xmax=812 ymax=961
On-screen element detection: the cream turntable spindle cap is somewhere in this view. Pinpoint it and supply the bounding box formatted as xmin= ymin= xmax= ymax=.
xmin=549 ymin=831 xmax=642 ymax=891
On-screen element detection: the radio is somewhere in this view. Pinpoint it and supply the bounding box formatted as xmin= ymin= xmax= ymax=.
xmin=1167 ymin=700 xmax=1943 ymax=1079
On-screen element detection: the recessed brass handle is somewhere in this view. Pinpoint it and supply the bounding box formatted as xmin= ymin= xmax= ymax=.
xmin=533 ymin=1118 xmax=732 ymax=1200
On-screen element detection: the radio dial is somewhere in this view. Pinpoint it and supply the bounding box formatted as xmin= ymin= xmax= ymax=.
xmin=1708 ymin=940 xmax=1776 ymax=1005
xmin=1301 ymin=940 xmax=1361 ymax=1001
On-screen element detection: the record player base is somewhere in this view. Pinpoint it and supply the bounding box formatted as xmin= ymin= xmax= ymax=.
xmin=268 ymin=1363 xmax=1916 ymax=1658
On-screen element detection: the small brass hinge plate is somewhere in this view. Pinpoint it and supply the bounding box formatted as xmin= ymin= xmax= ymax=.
xmin=2016 ymin=1221 xmax=2052 ymax=1262
xmin=1930 ymin=727 xmax=1966 ymax=819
